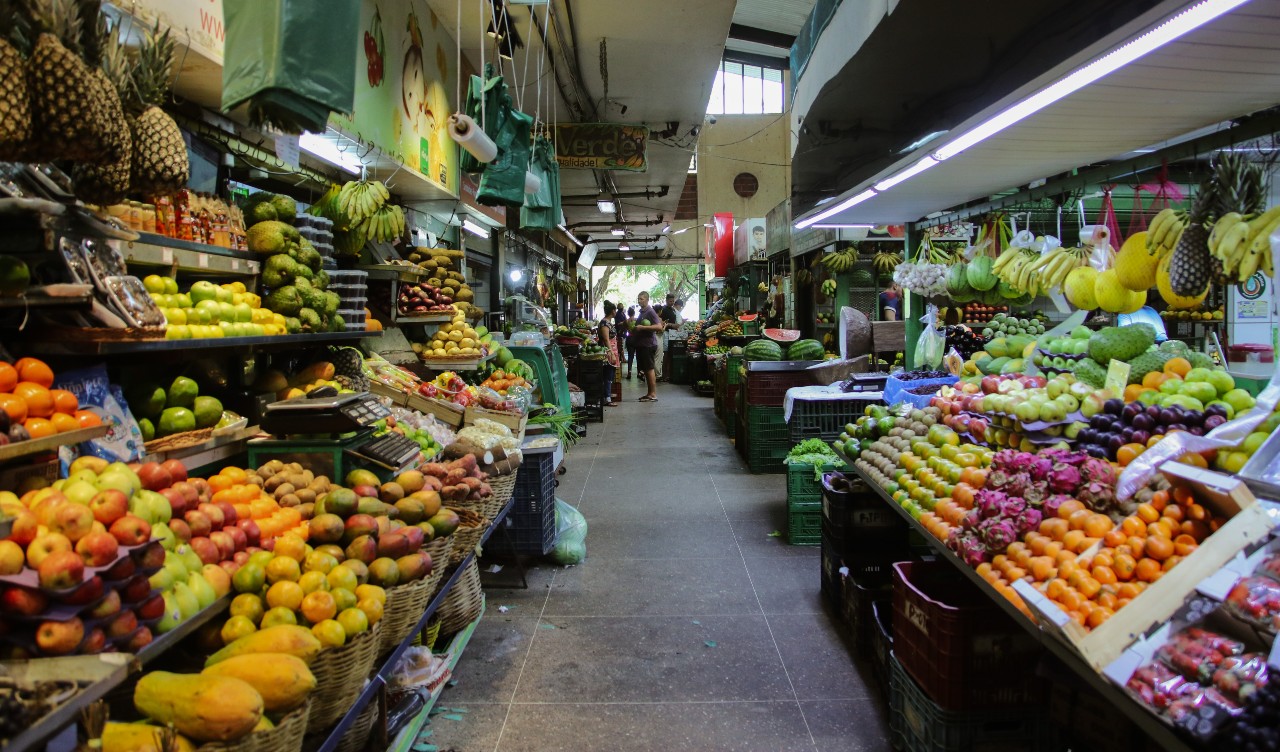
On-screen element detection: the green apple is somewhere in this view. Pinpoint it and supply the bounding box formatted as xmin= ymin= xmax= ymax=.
xmin=164 ymin=308 xmax=187 ymax=325
xmin=216 ymin=301 xmax=236 ymax=322
xmin=1206 ymin=370 xmax=1235 ymax=397
xmin=95 ymin=469 xmax=138 ymax=499
xmin=143 ymin=274 xmax=167 ymax=294
xmin=189 ymin=280 xmax=219 ymax=304
xmin=1185 ymin=367 xmax=1214 ymax=383
xmin=62 ymin=479 xmax=98 ymax=506
xmin=1180 ymin=382 xmax=1217 ymax=404
xmin=215 ymin=285 xmax=234 ymax=304
xmin=176 ymin=293 xmax=192 ymax=308
xmin=195 ymin=299 xmax=221 ymax=322
xmin=1223 ymin=388 xmax=1256 ymax=414
xmin=1162 ymin=394 xmax=1205 ymax=412
xmin=163 ymin=277 xmax=178 ymax=295
xmin=1159 ymin=378 xmax=1183 ymax=395
xmin=232 ymin=303 xmax=253 ymax=322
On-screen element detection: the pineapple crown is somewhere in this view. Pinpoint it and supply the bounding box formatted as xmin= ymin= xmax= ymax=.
xmin=22 ymin=0 xmax=82 ymax=53
xmin=76 ymin=0 xmax=105 ymax=66
xmin=99 ymin=18 xmax=134 ymax=101
xmin=0 ymin=0 xmax=34 ymax=54
xmin=131 ymin=21 xmax=175 ymax=110
xmin=1191 ymin=151 xmax=1266 ymax=222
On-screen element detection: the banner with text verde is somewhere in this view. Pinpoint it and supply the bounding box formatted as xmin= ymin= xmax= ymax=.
xmin=554 ymin=124 xmax=648 ymax=171
xmin=130 ymin=0 xmax=226 ymax=63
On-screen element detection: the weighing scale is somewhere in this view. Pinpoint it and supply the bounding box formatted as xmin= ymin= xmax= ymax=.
xmin=248 ymin=392 xmax=422 ymax=480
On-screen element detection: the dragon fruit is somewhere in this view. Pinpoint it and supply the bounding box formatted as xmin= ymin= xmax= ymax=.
xmin=1048 ymin=463 xmax=1082 ymax=494
xmin=946 ymin=526 xmax=963 ymax=549
xmin=1077 ymin=481 xmax=1117 ymax=512
xmin=962 ymin=508 xmax=983 ymax=529
xmin=955 ymin=533 xmax=990 ymax=567
xmin=1043 ymin=494 xmax=1073 ymax=518
xmin=1023 ymin=483 xmax=1048 ymax=506
xmin=1042 ymin=448 xmax=1088 ymax=466
xmin=1081 ymin=457 xmax=1117 ymax=485
xmin=998 ymin=495 xmax=1027 ymax=517
xmin=986 ymin=468 xmax=1012 ymax=490
xmin=980 ymin=517 xmax=1018 ymax=551
xmin=1015 ymin=507 xmax=1043 ymax=536
xmin=1003 ymin=472 xmax=1033 ymax=497
xmin=1029 ymin=456 xmax=1054 ymax=481
xmin=975 ymin=489 xmax=1007 ymax=519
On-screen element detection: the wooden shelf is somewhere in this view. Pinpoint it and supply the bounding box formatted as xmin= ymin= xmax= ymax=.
xmin=0 ymin=425 xmax=109 ymax=463
xmin=24 ymin=330 xmax=381 ymax=356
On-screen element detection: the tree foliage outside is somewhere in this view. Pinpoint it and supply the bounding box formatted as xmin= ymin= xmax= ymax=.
xmin=589 ymin=264 xmax=700 ymax=317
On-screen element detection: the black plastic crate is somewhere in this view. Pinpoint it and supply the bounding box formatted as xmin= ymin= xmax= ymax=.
xmin=788 ymin=394 xmax=886 ymax=443
xmin=822 ymin=472 xmax=908 ymax=545
xmin=490 ymin=451 xmax=556 ymax=555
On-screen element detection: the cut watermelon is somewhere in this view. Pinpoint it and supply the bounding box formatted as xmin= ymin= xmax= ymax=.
xmin=737 ymin=313 xmax=759 ymax=322
xmin=763 ymin=328 xmax=800 ymax=343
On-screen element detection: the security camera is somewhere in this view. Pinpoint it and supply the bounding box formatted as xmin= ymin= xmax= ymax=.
xmin=708 ymin=115 xmax=718 ymax=125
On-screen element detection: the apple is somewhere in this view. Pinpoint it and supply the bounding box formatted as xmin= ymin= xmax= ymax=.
xmin=219 ymin=560 xmax=240 ymax=577
xmin=208 ymin=531 xmax=235 ymax=561
xmin=75 ymin=530 xmax=120 ymax=567
xmin=214 ymin=501 xmax=238 ymax=526
xmin=119 ymin=573 xmax=151 ymax=603
xmin=235 ymin=519 xmax=261 ymax=547
xmin=81 ymin=627 xmax=107 ymax=654
xmin=188 ymin=536 xmax=220 ymax=565
xmin=87 ymin=490 xmax=129 ymax=527
xmin=63 ymin=575 xmax=104 ymax=605
xmin=191 ymin=478 xmax=211 ymax=504
xmin=1 ymin=585 xmax=48 ymax=615
xmin=94 ymin=468 xmax=138 ymax=499
xmin=1080 ymin=393 xmax=1107 ymax=418
xmin=61 ymin=480 xmax=99 ymax=507
xmin=52 ymin=502 xmax=95 ymax=543
xmin=27 ymin=532 xmax=72 ymax=568
xmin=197 ymin=503 xmax=225 ymax=530
xmin=135 ymin=462 xmax=172 ymax=493
xmin=70 ymin=456 xmax=109 ymax=476
xmin=38 ymin=550 xmax=85 ymax=589
xmin=223 ymin=526 xmax=247 ymax=552
xmin=109 ymin=515 xmax=151 ymax=546
xmin=160 ymin=459 xmax=187 ymax=485
xmin=167 ymin=518 xmax=192 ymax=543
xmin=137 ymin=592 xmax=165 ymax=620
xmin=135 ymin=541 xmax=165 ymax=570
xmin=6 ymin=509 xmax=38 ymax=546
xmin=980 ymin=376 xmax=1001 ymax=394
xmin=160 ymin=487 xmax=189 ymax=517
xmin=184 ymin=510 xmax=212 ymax=538
xmin=171 ymin=480 xmax=199 ymax=506
xmin=0 ymin=540 xmax=24 ymax=575
xmin=1068 ymin=381 xmax=1094 ymax=400
xmin=201 ymin=564 xmax=232 ymax=597
xmin=88 ymin=589 xmax=122 ymax=619
xmin=1055 ymin=393 xmax=1081 ymax=413
xmin=232 ymin=551 xmax=250 ymax=565
xmin=103 ymin=554 xmax=136 ymax=581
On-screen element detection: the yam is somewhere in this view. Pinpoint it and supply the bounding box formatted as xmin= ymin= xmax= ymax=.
xmin=462 ymin=477 xmax=482 ymax=492
xmin=445 ymin=468 xmax=467 ymax=485
xmin=456 ymin=454 xmax=478 ymax=473
xmin=422 ymin=476 xmax=442 ymax=492
xmin=422 ymin=463 xmax=448 ymax=478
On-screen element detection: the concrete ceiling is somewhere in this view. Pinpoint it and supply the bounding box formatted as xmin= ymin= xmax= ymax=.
xmin=802 ymin=0 xmax=1280 ymax=226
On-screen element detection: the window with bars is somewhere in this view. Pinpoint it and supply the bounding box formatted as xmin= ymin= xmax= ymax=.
xmin=706 ymin=61 xmax=785 ymax=115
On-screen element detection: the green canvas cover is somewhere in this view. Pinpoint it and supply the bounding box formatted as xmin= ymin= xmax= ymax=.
xmin=520 ymin=136 xmax=560 ymax=231
xmin=221 ymin=0 xmax=359 ymax=133
xmin=477 ymin=106 xmax=533 ymax=208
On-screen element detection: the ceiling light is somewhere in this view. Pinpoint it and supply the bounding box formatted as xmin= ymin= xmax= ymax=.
xmin=463 ymin=219 xmax=490 ymax=238
xmin=509 ymin=268 xmax=524 ymax=282
xmin=795 ymin=190 xmax=877 ymax=230
xmin=812 ymin=224 xmax=876 ymax=229
xmin=597 ymin=195 xmax=616 ymax=214
xmin=899 ymin=130 xmax=948 ymax=154
xmin=933 ymin=0 xmax=1247 ymax=161
xmin=618 ymin=242 xmax=631 ymax=251
xmin=299 ymin=133 xmax=362 ymax=174
xmin=873 ymin=156 xmax=939 ymax=192
xmin=610 ymin=226 xmax=625 ymax=236
xmin=623 ymin=255 xmax=634 ymax=260
xmin=662 ymin=222 xmax=672 ymax=234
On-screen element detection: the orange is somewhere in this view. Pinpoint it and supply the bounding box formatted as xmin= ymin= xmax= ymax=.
xmin=15 ymin=358 xmax=53 ymax=388
xmin=1182 ymin=520 xmax=1211 ymax=541
xmin=220 ymin=466 xmax=249 ymax=483
xmin=1150 ymin=490 xmax=1170 ymax=511
xmin=1045 ymin=578 xmax=1068 ymax=600
xmin=1163 ymin=357 xmax=1191 ymax=378
xmin=1076 ymin=576 xmax=1102 ymax=599
xmin=1040 ymin=517 xmax=1069 ymax=541
xmin=1173 ymin=535 xmax=1198 ymax=556
xmin=1135 ymin=504 xmax=1160 ymax=524
xmin=1178 ymin=452 xmax=1208 ymax=469
xmin=1063 ymin=529 xmax=1086 ymax=551
xmin=1142 ymin=371 xmax=1166 ymax=390
xmin=1121 ymin=516 xmax=1147 ymax=537
xmin=0 ymin=393 xmax=27 ymax=423
xmin=23 ymin=417 xmax=55 ymax=438
xmin=1113 ymin=553 xmax=1137 ymax=581
xmin=1057 ymin=499 xmax=1085 ymax=519
xmin=1068 ymin=508 xmax=1093 ymax=531
xmin=1163 ymin=555 xmax=1183 ymax=572
xmin=1087 ymin=607 xmax=1113 ymax=629
xmin=1083 ymin=513 xmax=1113 ymax=538
xmin=0 ymin=362 xmax=15 ymax=392
xmin=1148 ymin=519 xmax=1176 ymax=539
xmin=50 ymin=413 xmax=79 ymax=433
xmin=74 ymin=410 xmax=102 ymax=428
xmin=1145 ymin=537 xmax=1174 ymax=561
xmin=1092 ymin=565 xmax=1117 ymax=586
xmin=266 ymin=581 xmax=304 ymax=611
xmin=1097 ymin=591 xmax=1119 ymax=610
xmin=1123 ymin=384 xmax=1147 ymax=402
xmin=13 ymin=382 xmax=52 ymax=418
xmin=49 ymin=389 xmax=78 ymax=414
xmin=1116 ymin=443 xmax=1145 ymax=467
xmin=1162 ymin=504 xmax=1184 ymax=524
xmin=1102 ymin=529 xmax=1127 ymax=548
xmin=1147 ymin=434 xmax=1165 ymax=448
xmin=300 ymin=590 xmax=337 ymax=623
xmin=1116 ymin=582 xmax=1143 ymax=600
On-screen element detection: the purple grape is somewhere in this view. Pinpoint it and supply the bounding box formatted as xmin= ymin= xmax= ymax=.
xmin=1204 ymin=403 xmax=1229 ymax=419
xmin=1107 ymin=435 xmax=1125 ymax=453
xmin=1183 ymin=411 xmax=1204 ymax=427
xmin=1145 ymin=405 xmax=1162 ymax=420
xmin=1104 ymin=399 xmax=1124 ymax=416
xmin=1168 ymin=423 xmax=1188 ymax=433
xmin=1159 ymin=408 xmax=1181 ymax=425
xmin=1203 ymin=415 xmax=1227 ymax=431
xmin=1086 ymin=444 xmax=1109 ymax=458
xmin=1130 ymin=430 xmax=1151 ymax=446
xmin=1132 ymin=414 xmax=1154 ymax=432
xmin=1090 ymin=415 xmax=1111 ymax=430
xmin=1123 ymin=402 xmax=1144 ymax=420
xmin=1188 ymin=426 xmax=1204 ymax=436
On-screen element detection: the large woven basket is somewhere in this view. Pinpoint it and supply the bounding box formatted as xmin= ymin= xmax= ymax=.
xmin=436 ymin=560 xmax=483 ymax=636
xmin=445 ymin=508 xmax=489 ymax=567
xmin=198 ymin=698 xmax=309 ymax=752
xmin=448 ymin=491 xmax=503 ymax=524
xmin=421 ymin=535 xmax=454 ymax=572
xmin=333 ymin=700 xmax=378 ymax=752
xmin=378 ymin=567 xmax=443 ymax=655
xmin=489 ymin=471 xmax=517 ymax=507
xmin=305 ymin=625 xmax=381 ymax=735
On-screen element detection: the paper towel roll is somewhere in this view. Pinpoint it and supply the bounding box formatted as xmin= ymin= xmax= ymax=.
xmin=449 ymin=114 xmax=497 ymax=163
xmin=524 ymin=170 xmax=542 ymax=194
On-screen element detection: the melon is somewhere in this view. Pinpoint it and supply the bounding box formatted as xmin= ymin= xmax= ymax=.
xmin=1114 ymin=231 xmax=1158 ymax=292
xmin=762 ymin=328 xmax=800 ymax=343
xmin=737 ymin=313 xmax=759 ymax=322
xmin=786 ymin=339 xmax=824 ymax=360
xmin=945 ymin=264 xmax=974 ymax=302
xmin=851 ymin=269 xmax=875 ymax=287
xmin=743 ymin=339 xmax=783 ymax=362
xmin=1094 ymin=269 xmax=1145 ymax=313
xmin=1064 ymin=267 xmax=1099 ymax=310
xmin=966 ymin=256 xmax=997 ymax=291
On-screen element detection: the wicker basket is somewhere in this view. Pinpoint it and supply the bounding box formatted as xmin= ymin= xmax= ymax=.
xmin=421 ymin=535 xmax=454 ymax=572
xmin=333 ymin=700 xmax=377 ymax=752
xmin=305 ymin=625 xmax=381 ymax=735
xmin=410 ymin=617 xmax=441 ymax=649
xmin=448 ymin=491 xmax=503 ymax=523
xmin=378 ymin=568 xmax=440 ymax=655
xmin=436 ymin=560 xmax=483 ymax=636
xmin=198 ymin=699 xmax=309 ymax=752
xmin=445 ymin=508 xmax=489 ymax=566
xmin=144 ymin=427 xmax=214 ymax=453
xmin=489 ymin=471 xmax=517 ymax=505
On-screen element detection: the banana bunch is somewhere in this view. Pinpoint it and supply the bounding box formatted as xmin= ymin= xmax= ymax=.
xmin=361 ymin=203 xmax=405 ymax=243
xmin=306 ymin=184 xmax=352 ymax=229
xmin=1211 ymin=205 xmax=1280 ymax=282
xmin=556 ymin=279 xmax=576 ymax=296
xmin=1146 ymin=208 xmax=1187 ymax=259
xmin=795 ymin=268 xmax=813 ymax=286
xmin=821 ymin=279 xmax=837 ymax=296
xmin=757 ymin=282 xmax=768 ymax=292
xmin=338 ymin=179 xmax=389 ymax=222
xmin=821 ymin=246 xmax=858 ymax=272
xmin=873 ymin=250 xmax=901 ymax=274
xmin=992 ymin=246 xmax=1046 ymax=297
xmin=1028 ymin=246 xmax=1089 ymax=292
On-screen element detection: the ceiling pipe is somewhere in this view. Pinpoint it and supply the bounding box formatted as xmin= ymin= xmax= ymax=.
xmin=562 ymin=186 xmax=670 ymax=201
xmin=567 ymin=218 xmax=663 ymax=229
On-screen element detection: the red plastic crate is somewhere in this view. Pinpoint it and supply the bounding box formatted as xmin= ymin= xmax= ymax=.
xmin=744 ymin=369 xmax=816 ymax=407
xmin=891 ymin=560 xmax=1043 ymax=711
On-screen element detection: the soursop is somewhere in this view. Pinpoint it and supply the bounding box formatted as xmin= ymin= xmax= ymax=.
xmin=270 ymin=195 xmax=297 ymax=224
xmin=246 ymin=221 xmax=290 ymax=255
xmin=1074 ymin=358 xmax=1108 ymax=389
xmin=322 ymin=291 xmax=340 ymax=317
xmin=296 ymin=240 xmax=322 ymax=272
xmin=1159 ymin=339 xmax=1190 ymax=357
xmin=299 ymin=286 xmax=326 ymax=312
xmin=1188 ymin=351 xmax=1216 ymax=370
xmin=1088 ymin=324 xmax=1156 ymax=365
xmin=262 ymin=254 xmax=298 ymax=288
xmin=298 ymin=308 xmax=322 ymax=332
xmin=266 ymin=285 xmax=304 ymax=316
xmin=1128 ymin=351 xmax=1171 ymax=385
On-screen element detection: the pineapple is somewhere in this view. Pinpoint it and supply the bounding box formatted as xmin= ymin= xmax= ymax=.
xmin=0 ymin=0 xmax=32 ymax=160
xmin=22 ymin=0 xmax=108 ymax=163
xmin=1169 ymin=153 xmax=1263 ymax=296
xmin=72 ymin=15 xmax=132 ymax=204
xmin=129 ymin=23 xmax=188 ymax=196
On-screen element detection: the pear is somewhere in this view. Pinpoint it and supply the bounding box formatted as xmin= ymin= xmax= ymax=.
xmin=172 ymin=581 xmax=199 ymax=620
xmin=157 ymin=592 xmax=182 ymax=633
xmin=188 ymin=572 xmax=217 ymax=610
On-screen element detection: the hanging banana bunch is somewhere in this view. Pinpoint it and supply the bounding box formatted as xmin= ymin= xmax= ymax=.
xmin=359 ymin=203 xmax=406 ymax=243
xmin=1211 ymin=205 xmax=1280 ymax=282
xmin=307 ymin=183 xmax=353 ymax=230
xmin=991 ymin=244 xmax=1047 ymax=297
xmin=337 ymin=179 xmax=390 ymax=222
xmin=795 ymin=268 xmax=814 ymax=286
xmin=821 ymin=246 xmax=857 ymax=272
xmin=873 ymin=250 xmax=901 ymax=275
xmin=1146 ymin=207 xmax=1187 ymax=259
xmin=821 ymin=278 xmax=837 ymax=296
xmin=1027 ymin=245 xmax=1090 ymax=293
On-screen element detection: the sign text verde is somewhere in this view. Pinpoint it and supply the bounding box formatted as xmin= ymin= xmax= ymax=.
xmin=554 ymin=123 xmax=648 ymax=171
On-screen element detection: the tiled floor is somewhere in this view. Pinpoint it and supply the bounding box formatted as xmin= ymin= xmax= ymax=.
xmin=421 ymin=377 xmax=890 ymax=751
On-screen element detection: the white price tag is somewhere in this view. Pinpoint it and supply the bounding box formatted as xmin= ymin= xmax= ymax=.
xmin=231 ymin=260 xmax=240 ymax=271
xmin=274 ymin=134 xmax=300 ymax=169
xmin=197 ymin=254 xmax=209 ymax=268
xmin=161 ymin=248 xmax=173 ymax=263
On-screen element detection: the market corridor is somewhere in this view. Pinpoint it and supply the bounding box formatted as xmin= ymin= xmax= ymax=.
xmin=424 ymin=380 xmax=890 ymax=751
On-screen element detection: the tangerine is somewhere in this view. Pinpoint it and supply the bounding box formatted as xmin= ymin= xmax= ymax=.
xmin=1068 ymin=508 xmax=1093 ymax=531
xmin=1135 ymin=558 xmax=1162 ymax=582
xmin=1142 ymin=371 xmax=1166 ymax=390
xmin=1092 ymin=565 xmax=1118 ymax=586
xmin=0 ymin=393 xmax=27 ymax=423
xmin=1057 ymin=499 xmax=1085 ymax=519
xmin=1135 ymin=504 xmax=1160 ymax=524
xmin=1113 ymin=553 xmax=1137 ymax=581
xmin=15 ymin=358 xmax=53 ymax=388
xmin=1116 ymin=443 xmax=1145 ymax=466
xmin=13 ymin=382 xmax=52 ymax=418
xmin=74 ymin=410 xmax=102 ymax=427
xmin=49 ymin=389 xmax=77 ymax=414
xmin=49 ymin=413 xmax=79 ymax=433
xmin=1163 ymin=357 xmax=1191 ymax=378
xmin=0 ymin=362 xmax=15 ymax=392
xmin=1163 ymin=555 xmax=1183 ymax=572
xmin=1150 ymin=490 xmax=1169 ymax=511
xmin=1083 ymin=514 xmax=1113 ymax=538
xmin=1087 ymin=607 xmax=1114 ymax=629
xmin=23 ymin=417 xmax=55 ymax=438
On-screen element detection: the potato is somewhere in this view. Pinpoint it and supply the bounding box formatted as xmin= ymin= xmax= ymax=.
xmin=274 ymin=483 xmax=296 ymax=499
xmin=295 ymin=488 xmax=316 ymax=505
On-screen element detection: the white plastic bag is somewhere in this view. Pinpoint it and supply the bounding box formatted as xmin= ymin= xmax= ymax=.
xmin=914 ymin=304 xmax=945 ymax=369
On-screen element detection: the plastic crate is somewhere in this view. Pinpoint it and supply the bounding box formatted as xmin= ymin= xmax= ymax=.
xmin=889 ymin=653 xmax=1058 ymax=752
xmin=822 ymin=531 xmax=902 ymax=590
xmin=871 ymin=600 xmax=893 ymax=699
xmin=725 ymin=354 xmax=743 ymax=385
xmin=892 ymin=561 xmax=1044 ymax=711
xmin=820 ymin=534 xmax=845 ymax=612
xmin=821 ymin=472 xmax=908 ymax=545
xmin=670 ymin=354 xmax=690 ymax=385
xmin=338 ymin=308 xmax=367 ymax=330
xmin=787 ymin=394 xmax=886 ymax=443
xmin=743 ymin=405 xmax=788 ymax=474
xmin=490 ymin=451 xmax=556 ymax=555
xmin=786 ymin=498 xmax=821 ymax=546
xmin=786 ymin=461 xmax=841 ymax=503
xmin=744 ymin=367 xmax=817 ymax=407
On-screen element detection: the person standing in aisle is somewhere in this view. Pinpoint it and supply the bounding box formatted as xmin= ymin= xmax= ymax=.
xmin=879 ymin=281 xmax=903 ymax=321
xmin=633 ymin=291 xmax=663 ymax=402
xmin=658 ymin=293 xmax=682 ymax=382
xmin=624 ymin=306 xmax=637 ymax=378
xmin=598 ymin=302 xmax=620 ymax=407
xmin=613 ymin=302 xmax=629 ymax=380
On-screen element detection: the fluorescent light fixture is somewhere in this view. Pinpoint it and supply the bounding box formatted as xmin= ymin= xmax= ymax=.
xmin=597 ymin=195 xmax=616 ymax=214
xmin=299 ymin=133 xmax=361 ymax=174
xmin=899 ymin=130 xmax=948 ymax=154
xmin=795 ymin=189 xmax=877 ymax=230
xmin=618 ymin=242 xmax=631 ymax=251
xmin=933 ymin=0 xmax=1247 ymax=161
xmin=623 ymin=255 xmax=634 ymax=260
xmin=462 ymin=219 xmax=490 ymax=238
xmin=873 ymin=156 xmax=939 ymax=192
xmin=812 ymin=224 xmax=876 ymax=229
xmin=509 ymin=268 xmax=524 ymax=282
xmin=662 ymin=222 xmax=671 ymax=234
xmin=558 ymin=225 xmax=584 ymax=246
xmin=610 ymin=226 xmax=625 ymax=236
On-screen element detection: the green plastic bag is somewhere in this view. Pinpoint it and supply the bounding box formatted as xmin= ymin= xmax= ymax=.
xmin=459 ymin=64 xmax=507 ymax=174
xmin=520 ymin=136 xmax=559 ymax=231
xmin=477 ymin=107 xmax=533 ymax=207
xmin=549 ymin=498 xmax=586 ymax=565
xmin=221 ymin=0 xmax=359 ymax=133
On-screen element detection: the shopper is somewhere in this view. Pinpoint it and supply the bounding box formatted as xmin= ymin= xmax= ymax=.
xmin=633 ymin=291 xmax=663 ymax=402
xmin=658 ymin=293 xmax=681 ymax=382
xmin=879 ymin=281 xmax=903 ymax=321
xmin=624 ymin=306 xmax=637 ymax=378
xmin=598 ymin=301 xmax=619 ymax=407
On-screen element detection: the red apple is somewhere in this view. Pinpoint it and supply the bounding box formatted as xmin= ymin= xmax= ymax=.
xmin=188 ymin=536 xmax=220 ymax=565
xmin=62 ymin=574 xmax=104 ymax=605
xmin=197 ymin=503 xmax=225 ymax=530
xmin=235 ymin=519 xmax=261 ymax=547
xmin=1 ymin=586 xmax=48 ymax=616
xmin=6 ymin=509 xmax=38 ymax=546
xmin=105 ymin=609 xmax=137 ymax=638
xmin=124 ymin=626 xmax=153 ymax=652
xmin=135 ymin=462 xmax=172 ymax=492
xmin=119 ymin=573 xmax=151 ymax=603
xmin=134 ymin=541 xmax=165 ymax=570
xmin=88 ymin=490 xmax=129 ymax=526
xmin=27 ymin=531 xmax=74 ymax=569
xmin=191 ymin=478 xmax=211 ymax=503
xmin=208 ymin=531 xmax=235 ymax=561
xmin=232 ymin=550 xmax=250 ymax=565
xmin=167 ymin=518 xmax=192 ymax=542
xmin=218 ymin=560 xmax=240 ymax=577
xmin=109 ymin=515 xmax=151 ymax=546
xmin=102 ymin=554 xmax=136 ymax=581
xmin=52 ymin=503 xmax=95 ymax=543
xmin=81 ymin=626 xmax=106 ymax=654
xmin=214 ymin=501 xmax=238 ymax=526
xmin=38 ymin=550 xmax=85 ymax=589
xmin=160 ymin=487 xmax=188 ymax=517
xmin=260 ymin=538 xmax=275 ymax=552
xmin=137 ymin=592 xmax=164 ymax=620
xmin=160 ymin=459 xmax=187 ymax=484
xmin=223 ymin=526 xmax=247 ymax=552
xmin=32 ymin=492 xmax=68 ymax=527
xmin=183 ymin=510 xmax=211 ymax=538
xmin=87 ymin=589 xmax=122 ymax=619
xmin=75 ymin=530 xmax=120 ymax=567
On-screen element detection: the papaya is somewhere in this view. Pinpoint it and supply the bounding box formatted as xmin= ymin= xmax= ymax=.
xmin=981 ymin=357 xmax=1010 ymax=375
xmin=204 ymin=625 xmax=322 ymax=667
xmin=289 ymin=362 xmax=336 ymax=387
xmin=202 ymin=654 xmax=316 ymax=712
xmin=133 ymin=672 xmax=263 ymax=743
xmin=103 ymin=723 xmax=197 ymax=752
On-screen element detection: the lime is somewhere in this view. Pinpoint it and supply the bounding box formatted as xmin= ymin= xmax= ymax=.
xmin=232 ymin=563 xmax=266 ymax=594
xmin=158 ymin=407 xmax=196 ymax=436
xmin=311 ymin=619 xmax=346 ymax=648
xmin=336 ymin=607 xmax=369 ymax=636
xmin=230 ymin=593 xmax=266 ymax=625
xmin=260 ymin=606 xmax=298 ymax=628
xmin=193 ymin=395 xmax=224 ymax=429
xmin=1223 ymin=389 xmax=1256 ymax=415
xmin=138 ymin=418 xmax=156 ymax=442
xmin=0 ymin=255 xmax=30 ymax=297
xmin=220 ymin=615 xmax=257 ymax=644
xmin=167 ymin=376 xmax=200 ymax=409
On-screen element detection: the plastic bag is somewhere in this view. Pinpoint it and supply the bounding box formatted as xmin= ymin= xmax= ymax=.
xmin=53 ymin=364 xmax=143 ymax=464
xmin=914 ymin=304 xmax=945 ymax=369
xmin=549 ymin=499 xmax=587 ymax=565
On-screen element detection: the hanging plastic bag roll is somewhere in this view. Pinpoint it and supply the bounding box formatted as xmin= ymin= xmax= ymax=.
xmin=449 ymin=113 xmax=497 ymax=163
xmin=524 ymin=170 xmax=542 ymax=194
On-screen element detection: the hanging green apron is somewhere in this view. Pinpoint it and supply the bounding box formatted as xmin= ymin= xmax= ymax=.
xmin=477 ymin=104 xmax=533 ymax=208
xmin=521 ymin=136 xmax=559 ymax=231
xmin=459 ymin=64 xmax=507 ymax=174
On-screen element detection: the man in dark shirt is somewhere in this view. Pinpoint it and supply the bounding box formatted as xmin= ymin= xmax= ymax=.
xmin=658 ymin=293 xmax=681 ymax=382
xmin=633 ymin=291 xmax=663 ymax=401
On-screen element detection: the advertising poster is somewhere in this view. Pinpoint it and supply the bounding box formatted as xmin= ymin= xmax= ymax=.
xmin=554 ymin=124 xmax=648 ymax=171
xmin=331 ymin=0 xmax=460 ymax=194
xmin=734 ymin=218 xmax=766 ymax=265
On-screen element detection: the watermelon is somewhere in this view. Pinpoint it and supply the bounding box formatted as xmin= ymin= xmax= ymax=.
xmin=966 ymin=256 xmax=997 ymax=291
xmin=946 ymin=264 xmax=974 ymax=302
xmin=743 ymin=339 xmax=782 ymax=362
xmin=737 ymin=313 xmax=759 ymax=322
xmin=851 ymin=269 xmax=874 ymax=287
xmin=762 ymin=328 xmax=800 ymax=342
xmin=786 ymin=339 xmax=824 ymax=360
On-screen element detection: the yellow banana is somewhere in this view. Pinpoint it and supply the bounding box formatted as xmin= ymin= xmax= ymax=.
xmin=1209 ymin=212 xmax=1243 ymax=255
xmin=1216 ymin=221 xmax=1251 ymax=269
xmin=1147 ymin=209 xmax=1175 ymax=251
